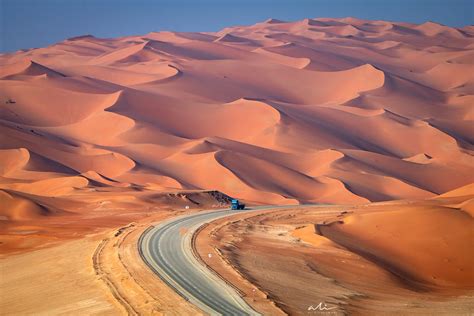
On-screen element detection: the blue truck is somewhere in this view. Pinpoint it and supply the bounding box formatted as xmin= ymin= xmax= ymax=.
xmin=231 ymin=199 xmax=245 ymax=210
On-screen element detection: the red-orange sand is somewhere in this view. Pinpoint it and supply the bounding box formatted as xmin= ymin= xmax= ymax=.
xmin=1 ymin=18 xmax=473 ymax=210
xmin=0 ymin=17 xmax=473 ymax=315
xmin=194 ymin=187 xmax=473 ymax=315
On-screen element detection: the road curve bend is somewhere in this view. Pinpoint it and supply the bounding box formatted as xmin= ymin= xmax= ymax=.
xmin=139 ymin=206 xmax=302 ymax=315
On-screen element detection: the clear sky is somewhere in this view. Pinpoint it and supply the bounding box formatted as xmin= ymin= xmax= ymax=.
xmin=1 ymin=0 xmax=473 ymax=52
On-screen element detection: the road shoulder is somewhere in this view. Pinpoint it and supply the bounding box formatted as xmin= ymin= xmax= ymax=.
xmin=192 ymin=208 xmax=287 ymax=315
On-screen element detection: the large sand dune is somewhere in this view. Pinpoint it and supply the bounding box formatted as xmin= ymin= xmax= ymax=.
xmin=1 ymin=17 xmax=473 ymax=209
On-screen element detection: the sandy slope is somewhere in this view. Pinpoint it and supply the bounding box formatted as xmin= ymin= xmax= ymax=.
xmin=196 ymin=193 xmax=474 ymax=315
xmin=315 ymin=187 xmax=474 ymax=292
xmin=1 ymin=17 xmax=472 ymax=214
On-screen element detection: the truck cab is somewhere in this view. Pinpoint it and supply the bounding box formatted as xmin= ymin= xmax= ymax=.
xmin=231 ymin=199 xmax=245 ymax=210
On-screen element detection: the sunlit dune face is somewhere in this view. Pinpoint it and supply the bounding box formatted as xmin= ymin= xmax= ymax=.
xmin=0 ymin=17 xmax=473 ymax=216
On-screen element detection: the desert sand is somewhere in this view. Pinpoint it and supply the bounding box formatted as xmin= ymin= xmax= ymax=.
xmin=316 ymin=186 xmax=474 ymax=291
xmin=195 ymin=186 xmax=474 ymax=315
xmin=1 ymin=17 xmax=473 ymax=315
xmin=1 ymin=17 xmax=473 ymax=210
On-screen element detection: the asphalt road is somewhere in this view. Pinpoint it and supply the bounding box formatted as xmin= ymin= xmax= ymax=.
xmin=139 ymin=205 xmax=305 ymax=315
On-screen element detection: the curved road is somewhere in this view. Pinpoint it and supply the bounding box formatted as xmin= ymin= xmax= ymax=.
xmin=139 ymin=205 xmax=312 ymax=315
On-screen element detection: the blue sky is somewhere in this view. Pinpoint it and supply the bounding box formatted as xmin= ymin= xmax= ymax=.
xmin=1 ymin=0 xmax=473 ymax=52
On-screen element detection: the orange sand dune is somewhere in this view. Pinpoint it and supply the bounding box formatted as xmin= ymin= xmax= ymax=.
xmin=317 ymin=188 xmax=474 ymax=291
xmin=0 ymin=190 xmax=49 ymax=221
xmin=1 ymin=17 xmax=473 ymax=206
xmin=0 ymin=60 xmax=65 ymax=79
xmin=0 ymin=80 xmax=121 ymax=126
xmin=0 ymin=176 xmax=89 ymax=197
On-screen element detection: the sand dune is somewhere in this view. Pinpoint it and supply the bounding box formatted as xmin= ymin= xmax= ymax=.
xmin=215 ymin=33 xmax=255 ymax=44
xmin=316 ymin=188 xmax=474 ymax=290
xmin=0 ymin=17 xmax=473 ymax=207
xmin=252 ymin=47 xmax=311 ymax=69
xmin=0 ymin=176 xmax=89 ymax=197
xmin=0 ymin=190 xmax=49 ymax=221
xmin=209 ymin=200 xmax=474 ymax=315
xmin=0 ymin=80 xmax=122 ymax=126
xmin=0 ymin=148 xmax=29 ymax=176
xmin=0 ymin=60 xmax=65 ymax=79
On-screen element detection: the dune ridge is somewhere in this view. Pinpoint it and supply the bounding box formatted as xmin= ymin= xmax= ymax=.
xmin=1 ymin=17 xmax=473 ymax=211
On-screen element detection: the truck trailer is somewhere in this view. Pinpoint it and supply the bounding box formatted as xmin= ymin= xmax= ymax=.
xmin=231 ymin=199 xmax=245 ymax=210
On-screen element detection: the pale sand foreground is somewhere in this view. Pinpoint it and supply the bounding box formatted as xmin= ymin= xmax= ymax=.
xmin=1 ymin=188 xmax=472 ymax=315
xmin=0 ymin=190 xmax=224 ymax=314
xmin=1 ymin=237 xmax=120 ymax=315
xmin=0 ymin=211 xmax=203 ymax=316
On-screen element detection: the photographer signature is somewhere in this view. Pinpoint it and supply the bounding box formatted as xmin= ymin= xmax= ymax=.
xmin=308 ymin=302 xmax=337 ymax=311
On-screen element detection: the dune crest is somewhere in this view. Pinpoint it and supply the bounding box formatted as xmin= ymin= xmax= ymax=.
xmin=0 ymin=176 xmax=89 ymax=197
xmin=0 ymin=190 xmax=50 ymax=221
xmin=263 ymin=18 xmax=285 ymax=24
xmin=1 ymin=60 xmax=66 ymax=79
xmin=0 ymin=148 xmax=30 ymax=176
xmin=0 ymin=17 xmax=473 ymax=205
xmin=215 ymin=33 xmax=251 ymax=43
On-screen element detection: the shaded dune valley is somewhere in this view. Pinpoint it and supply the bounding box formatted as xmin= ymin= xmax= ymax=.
xmin=1 ymin=17 xmax=473 ymax=315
